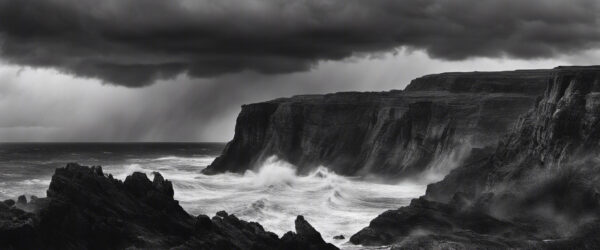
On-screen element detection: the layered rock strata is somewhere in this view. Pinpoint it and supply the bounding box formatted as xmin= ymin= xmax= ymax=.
xmin=205 ymin=69 xmax=551 ymax=178
xmin=351 ymin=66 xmax=600 ymax=249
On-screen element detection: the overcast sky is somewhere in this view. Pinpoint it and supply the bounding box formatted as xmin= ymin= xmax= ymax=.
xmin=0 ymin=0 xmax=599 ymax=142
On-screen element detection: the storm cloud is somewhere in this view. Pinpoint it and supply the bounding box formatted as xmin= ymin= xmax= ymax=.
xmin=0 ymin=52 xmax=573 ymax=142
xmin=0 ymin=0 xmax=599 ymax=86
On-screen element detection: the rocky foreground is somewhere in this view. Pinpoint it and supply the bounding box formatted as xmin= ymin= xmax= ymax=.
xmin=204 ymin=69 xmax=550 ymax=178
xmin=351 ymin=66 xmax=600 ymax=249
xmin=0 ymin=163 xmax=338 ymax=250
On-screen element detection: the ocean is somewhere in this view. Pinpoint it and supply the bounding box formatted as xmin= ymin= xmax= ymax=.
xmin=0 ymin=143 xmax=425 ymax=248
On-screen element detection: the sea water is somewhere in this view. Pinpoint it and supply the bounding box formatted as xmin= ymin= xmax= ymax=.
xmin=0 ymin=143 xmax=425 ymax=248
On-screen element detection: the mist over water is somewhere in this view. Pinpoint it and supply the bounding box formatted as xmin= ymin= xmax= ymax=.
xmin=0 ymin=143 xmax=426 ymax=248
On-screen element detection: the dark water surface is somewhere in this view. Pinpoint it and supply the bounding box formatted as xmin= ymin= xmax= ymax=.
xmin=0 ymin=143 xmax=224 ymax=199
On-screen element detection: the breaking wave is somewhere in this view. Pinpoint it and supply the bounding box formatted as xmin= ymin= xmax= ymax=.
xmin=1 ymin=153 xmax=425 ymax=248
xmin=108 ymin=155 xmax=425 ymax=247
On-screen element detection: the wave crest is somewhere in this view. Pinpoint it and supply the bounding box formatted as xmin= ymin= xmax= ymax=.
xmin=245 ymin=156 xmax=298 ymax=188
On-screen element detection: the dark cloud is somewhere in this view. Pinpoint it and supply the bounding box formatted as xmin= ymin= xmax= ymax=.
xmin=0 ymin=0 xmax=598 ymax=86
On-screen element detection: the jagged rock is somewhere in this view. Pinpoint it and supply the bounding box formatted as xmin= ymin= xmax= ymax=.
xmin=216 ymin=210 xmax=229 ymax=217
xmin=333 ymin=235 xmax=344 ymax=240
xmin=3 ymin=199 xmax=15 ymax=207
xmin=16 ymin=195 xmax=26 ymax=205
xmin=194 ymin=215 xmax=213 ymax=230
xmin=280 ymin=216 xmax=338 ymax=250
xmin=350 ymin=197 xmax=536 ymax=247
xmin=352 ymin=66 xmax=600 ymax=249
xmin=205 ymin=69 xmax=551 ymax=178
xmin=428 ymin=66 xmax=600 ymax=203
xmin=0 ymin=163 xmax=338 ymax=250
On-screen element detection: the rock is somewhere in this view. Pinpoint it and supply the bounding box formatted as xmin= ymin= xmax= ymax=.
xmin=183 ymin=213 xmax=339 ymax=250
xmin=0 ymin=163 xmax=338 ymax=250
xmin=2 ymin=200 xmax=15 ymax=207
xmin=350 ymin=197 xmax=535 ymax=247
xmin=216 ymin=210 xmax=229 ymax=217
xmin=204 ymin=69 xmax=550 ymax=178
xmin=295 ymin=215 xmax=326 ymax=243
xmin=0 ymin=203 xmax=37 ymax=250
xmin=194 ymin=215 xmax=213 ymax=231
xmin=351 ymin=66 xmax=600 ymax=249
xmin=16 ymin=195 xmax=26 ymax=205
xmin=152 ymin=171 xmax=174 ymax=197
xmin=279 ymin=216 xmax=338 ymax=250
xmin=333 ymin=235 xmax=345 ymax=240
xmin=123 ymin=171 xmax=156 ymax=196
xmin=91 ymin=165 xmax=103 ymax=176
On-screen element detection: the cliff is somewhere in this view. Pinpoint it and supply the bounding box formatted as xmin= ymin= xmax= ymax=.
xmin=204 ymin=69 xmax=550 ymax=178
xmin=351 ymin=66 xmax=600 ymax=249
xmin=427 ymin=65 xmax=600 ymax=201
xmin=405 ymin=69 xmax=550 ymax=94
xmin=0 ymin=163 xmax=337 ymax=250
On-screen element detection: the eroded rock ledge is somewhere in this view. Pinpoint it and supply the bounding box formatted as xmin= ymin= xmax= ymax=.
xmin=0 ymin=163 xmax=337 ymax=250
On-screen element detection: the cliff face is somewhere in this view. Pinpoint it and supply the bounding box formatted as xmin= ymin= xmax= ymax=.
xmin=351 ymin=66 xmax=600 ymax=249
xmin=427 ymin=66 xmax=600 ymax=201
xmin=205 ymin=69 xmax=550 ymax=178
xmin=0 ymin=164 xmax=337 ymax=250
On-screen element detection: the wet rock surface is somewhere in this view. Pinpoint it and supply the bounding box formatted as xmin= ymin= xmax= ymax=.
xmin=351 ymin=66 xmax=600 ymax=249
xmin=205 ymin=69 xmax=551 ymax=178
xmin=350 ymin=197 xmax=540 ymax=249
xmin=279 ymin=216 xmax=338 ymax=250
xmin=0 ymin=163 xmax=338 ymax=250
